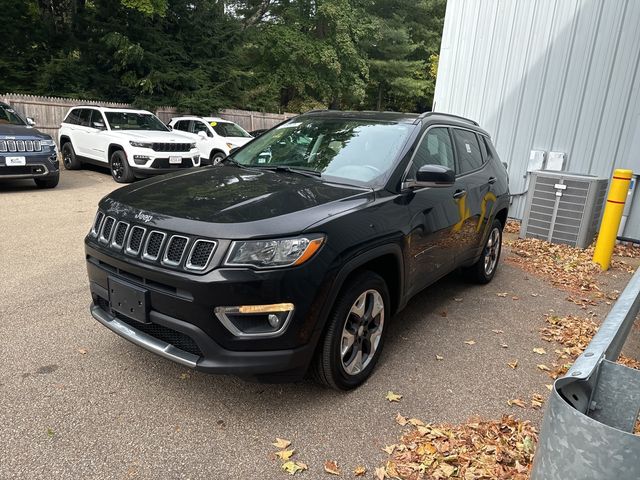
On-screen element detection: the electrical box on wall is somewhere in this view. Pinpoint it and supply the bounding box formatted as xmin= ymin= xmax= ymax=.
xmin=528 ymin=150 xmax=546 ymax=172
xmin=547 ymin=152 xmax=566 ymax=171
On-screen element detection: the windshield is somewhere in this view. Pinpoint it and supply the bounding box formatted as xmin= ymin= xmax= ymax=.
xmin=231 ymin=118 xmax=412 ymax=185
xmin=0 ymin=104 xmax=26 ymax=126
xmin=212 ymin=121 xmax=251 ymax=138
xmin=105 ymin=112 xmax=169 ymax=131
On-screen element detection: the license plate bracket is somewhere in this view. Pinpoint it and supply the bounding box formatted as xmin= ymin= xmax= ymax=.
xmin=5 ymin=156 xmax=26 ymax=166
xmin=169 ymin=156 xmax=182 ymax=165
xmin=108 ymin=276 xmax=150 ymax=323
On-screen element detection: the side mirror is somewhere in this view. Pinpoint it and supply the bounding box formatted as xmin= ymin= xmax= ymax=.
xmin=197 ymin=130 xmax=207 ymax=139
xmin=166 ymin=124 xmax=173 ymax=130
xmin=92 ymin=121 xmax=106 ymax=130
xmin=26 ymin=117 xmax=36 ymax=127
xmin=404 ymin=164 xmax=455 ymax=189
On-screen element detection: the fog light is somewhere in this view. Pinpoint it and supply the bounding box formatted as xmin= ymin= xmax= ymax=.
xmin=133 ymin=155 xmax=150 ymax=165
xmin=214 ymin=303 xmax=294 ymax=337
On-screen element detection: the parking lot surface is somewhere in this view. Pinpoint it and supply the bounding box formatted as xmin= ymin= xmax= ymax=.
xmin=0 ymin=168 xmax=635 ymax=478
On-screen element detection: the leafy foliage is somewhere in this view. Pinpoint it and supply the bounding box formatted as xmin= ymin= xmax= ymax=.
xmin=0 ymin=0 xmax=446 ymax=112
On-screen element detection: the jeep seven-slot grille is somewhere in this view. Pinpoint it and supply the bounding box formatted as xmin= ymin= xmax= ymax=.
xmin=0 ymin=139 xmax=42 ymax=152
xmin=187 ymin=240 xmax=216 ymax=270
xmin=144 ymin=231 xmax=165 ymax=260
xmin=152 ymin=143 xmax=192 ymax=152
xmin=127 ymin=226 xmax=145 ymax=254
xmin=100 ymin=217 xmax=116 ymax=243
xmin=91 ymin=211 xmax=217 ymax=272
xmin=164 ymin=236 xmax=188 ymax=264
xmin=112 ymin=222 xmax=129 ymax=248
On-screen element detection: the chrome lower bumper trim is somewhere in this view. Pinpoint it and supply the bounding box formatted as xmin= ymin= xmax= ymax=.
xmin=90 ymin=304 xmax=199 ymax=368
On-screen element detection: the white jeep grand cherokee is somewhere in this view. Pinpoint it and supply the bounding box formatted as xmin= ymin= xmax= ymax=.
xmin=58 ymin=106 xmax=200 ymax=183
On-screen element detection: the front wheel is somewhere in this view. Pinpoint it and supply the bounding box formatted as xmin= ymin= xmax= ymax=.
xmin=61 ymin=142 xmax=81 ymax=170
xmin=468 ymin=219 xmax=503 ymax=284
xmin=312 ymin=271 xmax=389 ymax=390
xmin=210 ymin=151 xmax=226 ymax=166
xmin=34 ymin=174 xmax=59 ymax=189
xmin=110 ymin=150 xmax=135 ymax=183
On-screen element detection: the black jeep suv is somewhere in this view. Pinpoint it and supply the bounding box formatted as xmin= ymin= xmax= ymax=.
xmin=85 ymin=110 xmax=509 ymax=390
xmin=0 ymin=102 xmax=59 ymax=188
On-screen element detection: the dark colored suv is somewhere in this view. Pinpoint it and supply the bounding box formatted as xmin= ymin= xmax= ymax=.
xmin=85 ymin=110 xmax=509 ymax=390
xmin=0 ymin=102 xmax=59 ymax=188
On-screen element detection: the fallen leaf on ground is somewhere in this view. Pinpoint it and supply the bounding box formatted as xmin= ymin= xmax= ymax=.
xmin=324 ymin=460 xmax=340 ymax=475
xmin=354 ymin=466 xmax=366 ymax=476
xmin=382 ymin=445 xmax=395 ymax=455
xmin=512 ymin=296 xmax=520 ymax=300
xmin=386 ymin=391 xmax=402 ymax=402
xmin=275 ymin=449 xmax=295 ymax=460
xmin=454 ymin=297 xmax=463 ymax=302
xmin=500 ymin=343 xmax=509 ymax=348
xmin=78 ymin=348 xmax=88 ymax=355
xmin=508 ymin=360 xmax=518 ymax=369
xmin=379 ymin=415 xmax=537 ymax=479
xmin=179 ymin=373 xmax=190 ymax=380
xmin=533 ymin=347 xmax=547 ymax=355
xmin=395 ymin=413 xmax=408 ymax=426
xmin=507 ymin=399 xmax=526 ymax=408
xmin=435 ymin=354 xmax=444 ymax=361
xmin=546 ymin=384 xmax=553 ymax=391
xmin=531 ymin=394 xmax=545 ymax=409
xmin=491 ymin=329 xmax=504 ymax=334
xmin=273 ymin=438 xmax=291 ymax=449
xmin=537 ymin=364 xmax=551 ymax=372
xmin=282 ymin=461 xmax=307 ymax=475
xmin=464 ymin=340 xmax=476 ymax=345
xmin=496 ymin=292 xmax=508 ymax=297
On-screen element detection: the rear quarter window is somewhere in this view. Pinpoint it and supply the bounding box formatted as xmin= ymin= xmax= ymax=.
xmin=64 ymin=109 xmax=82 ymax=125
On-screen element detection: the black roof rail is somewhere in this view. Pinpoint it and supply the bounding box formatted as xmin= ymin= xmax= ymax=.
xmin=416 ymin=111 xmax=479 ymax=126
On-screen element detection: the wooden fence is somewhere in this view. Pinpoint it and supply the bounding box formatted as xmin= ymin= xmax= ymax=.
xmin=0 ymin=93 xmax=295 ymax=142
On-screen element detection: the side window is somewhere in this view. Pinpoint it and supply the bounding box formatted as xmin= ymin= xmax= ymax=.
xmin=174 ymin=120 xmax=189 ymax=132
xmin=192 ymin=121 xmax=209 ymax=136
xmin=452 ymin=129 xmax=483 ymax=174
xmin=64 ymin=109 xmax=82 ymax=125
xmin=408 ymin=127 xmax=455 ymax=178
xmin=78 ymin=109 xmax=92 ymax=127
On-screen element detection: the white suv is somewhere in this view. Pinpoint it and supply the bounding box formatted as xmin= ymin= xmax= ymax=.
xmin=168 ymin=116 xmax=253 ymax=165
xmin=59 ymin=106 xmax=200 ymax=183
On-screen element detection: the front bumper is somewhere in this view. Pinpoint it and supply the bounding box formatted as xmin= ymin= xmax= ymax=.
xmin=127 ymin=147 xmax=201 ymax=173
xmin=89 ymin=302 xmax=314 ymax=379
xmin=85 ymin=241 xmax=333 ymax=380
xmin=0 ymin=150 xmax=59 ymax=180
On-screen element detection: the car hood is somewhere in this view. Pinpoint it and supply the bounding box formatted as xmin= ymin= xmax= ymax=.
xmin=0 ymin=124 xmax=51 ymax=139
xmin=108 ymin=130 xmax=194 ymax=143
xmin=101 ymin=166 xmax=371 ymax=239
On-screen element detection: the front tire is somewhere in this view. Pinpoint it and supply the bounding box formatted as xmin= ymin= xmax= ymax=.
xmin=468 ymin=219 xmax=503 ymax=284
xmin=109 ymin=150 xmax=135 ymax=183
xmin=61 ymin=142 xmax=81 ymax=170
xmin=312 ymin=271 xmax=389 ymax=390
xmin=210 ymin=151 xmax=226 ymax=166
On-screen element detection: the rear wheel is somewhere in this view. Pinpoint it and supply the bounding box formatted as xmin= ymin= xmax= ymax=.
xmin=468 ymin=219 xmax=502 ymax=284
xmin=34 ymin=174 xmax=59 ymax=189
xmin=312 ymin=271 xmax=389 ymax=390
xmin=110 ymin=150 xmax=135 ymax=183
xmin=61 ymin=142 xmax=81 ymax=170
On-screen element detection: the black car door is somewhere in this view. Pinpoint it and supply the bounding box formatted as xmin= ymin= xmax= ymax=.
xmin=451 ymin=128 xmax=495 ymax=264
xmin=403 ymin=126 xmax=467 ymax=297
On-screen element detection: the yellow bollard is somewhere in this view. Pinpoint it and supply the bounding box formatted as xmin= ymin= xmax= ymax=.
xmin=593 ymin=169 xmax=633 ymax=270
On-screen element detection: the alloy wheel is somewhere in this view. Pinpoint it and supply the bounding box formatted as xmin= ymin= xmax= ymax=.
xmin=111 ymin=157 xmax=124 ymax=179
xmin=484 ymin=227 xmax=501 ymax=276
xmin=340 ymin=289 xmax=385 ymax=376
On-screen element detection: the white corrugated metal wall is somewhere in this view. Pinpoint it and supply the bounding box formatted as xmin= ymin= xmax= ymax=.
xmin=434 ymin=0 xmax=640 ymax=219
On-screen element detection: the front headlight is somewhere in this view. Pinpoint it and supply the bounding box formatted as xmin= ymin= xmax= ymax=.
xmin=129 ymin=141 xmax=153 ymax=148
xmin=41 ymin=139 xmax=56 ymax=147
xmin=225 ymin=235 xmax=325 ymax=269
xmin=226 ymin=143 xmax=236 ymax=150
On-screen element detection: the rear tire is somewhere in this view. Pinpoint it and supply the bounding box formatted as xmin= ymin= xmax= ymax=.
xmin=61 ymin=142 xmax=81 ymax=170
xmin=34 ymin=174 xmax=59 ymax=189
xmin=312 ymin=271 xmax=389 ymax=390
xmin=468 ymin=219 xmax=503 ymax=284
xmin=110 ymin=150 xmax=135 ymax=183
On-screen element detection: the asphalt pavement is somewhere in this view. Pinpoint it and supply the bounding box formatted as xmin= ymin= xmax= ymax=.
xmin=0 ymin=167 xmax=635 ymax=479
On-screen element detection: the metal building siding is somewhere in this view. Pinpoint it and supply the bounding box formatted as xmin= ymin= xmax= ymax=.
xmin=434 ymin=0 xmax=640 ymax=219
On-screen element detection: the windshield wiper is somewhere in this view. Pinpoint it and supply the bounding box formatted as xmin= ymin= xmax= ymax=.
xmin=257 ymin=165 xmax=321 ymax=178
